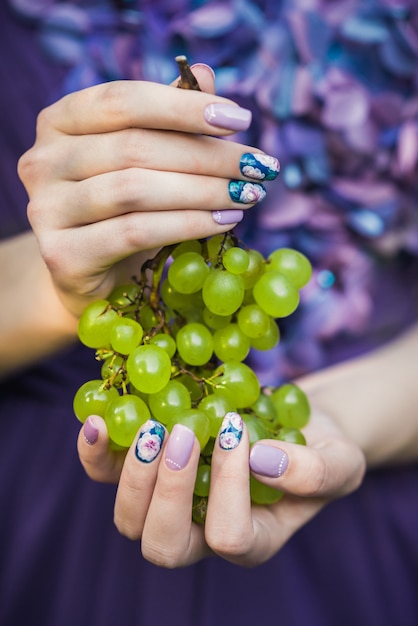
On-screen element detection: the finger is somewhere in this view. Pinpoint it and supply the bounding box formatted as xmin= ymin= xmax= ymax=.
xmin=114 ymin=419 xmax=166 ymax=540
xmin=204 ymin=413 xmax=256 ymax=561
xmin=40 ymin=131 xmax=270 ymax=184
xmin=77 ymin=415 xmax=126 ymax=483
xmin=140 ymin=424 xmax=210 ymax=568
xmin=42 ymin=208 xmax=246 ymax=284
xmin=41 ymin=169 xmax=266 ymax=228
xmin=41 ymin=80 xmax=251 ymax=137
xmin=249 ymin=434 xmax=365 ymax=498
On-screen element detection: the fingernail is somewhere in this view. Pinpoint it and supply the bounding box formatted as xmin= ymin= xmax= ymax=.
xmin=219 ymin=411 xmax=243 ymax=450
xmin=84 ymin=415 xmax=99 ymax=445
xmin=135 ymin=419 xmax=165 ymax=463
xmin=165 ymin=423 xmax=195 ymax=471
xmin=250 ymin=444 xmax=289 ymax=478
xmin=229 ymin=180 xmax=267 ymax=204
xmin=240 ymin=153 xmax=280 ymax=181
xmin=212 ymin=209 xmax=244 ymax=225
xmin=204 ymin=103 xmax=252 ymax=131
xmin=190 ymin=63 xmax=216 ymax=81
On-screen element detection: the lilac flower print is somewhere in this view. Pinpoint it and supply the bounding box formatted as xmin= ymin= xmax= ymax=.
xmin=240 ymin=153 xmax=280 ymax=181
xmin=219 ymin=412 xmax=243 ymax=450
xmin=229 ymin=180 xmax=267 ymax=204
xmin=135 ymin=420 xmax=165 ymax=463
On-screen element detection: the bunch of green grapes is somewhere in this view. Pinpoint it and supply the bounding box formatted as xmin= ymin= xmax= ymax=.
xmin=73 ymin=232 xmax=312 ymax=521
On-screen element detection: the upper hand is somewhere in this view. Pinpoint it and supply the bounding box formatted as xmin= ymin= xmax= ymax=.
xmin=17 ymin=66 xmax=270 ymax=317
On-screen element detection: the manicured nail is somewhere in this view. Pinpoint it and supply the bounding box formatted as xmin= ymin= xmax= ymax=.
xmin=229 ymin=180 xmax=267 ymax=204
xmin=135 ymin=419 xmax=165 ymax=463
xmin=84 ymin=415 xmax=99 ymax=445
xmin=165 ymin=423 xmax=195 ymax=471
xmin=240 ymin=153 xmax=280 ymax=181
xmin=250 ymin=443 xmax=289 ymax=478
xmin=204 ymin=103 xmax=252 ymax=131
xmin=219 ymin=412 xmax=243 ymax=450
xmin=212 ymin=209 xmax=244 ymax=225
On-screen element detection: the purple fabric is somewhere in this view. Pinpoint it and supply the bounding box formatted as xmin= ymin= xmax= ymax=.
xmin=1 ymin=2 xmax=418 ymax=625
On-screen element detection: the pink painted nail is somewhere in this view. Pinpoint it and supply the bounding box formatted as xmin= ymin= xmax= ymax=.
xmin=250 ymin=444 xmax=289 ymax=478
xmin=165 ymin=424 xmax=195 ymax=471
xmin=84 ymin=416 xmax=99 ymax=445
xmin=212 ymin=209 xmax=244 ymax=225
xmin=204 ymin=103 xmax=252 ymax=131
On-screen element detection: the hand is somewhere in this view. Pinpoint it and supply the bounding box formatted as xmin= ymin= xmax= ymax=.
xmin=77 ymin=406 xmax=365 ymax=568
xmin=17 ymin=66 xmax=274 ymax=318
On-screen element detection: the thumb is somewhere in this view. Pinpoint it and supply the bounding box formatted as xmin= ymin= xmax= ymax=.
xmin=77 ymin=415 xmax=127 ymax=483
xmin=249 ymin=415 xmax=366 ymax=499
xmin=170 ymin=61 xmax=217 ymax=94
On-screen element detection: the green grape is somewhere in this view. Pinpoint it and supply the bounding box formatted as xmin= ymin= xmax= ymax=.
xmin=73 ymin=379 xmax=119 ymax=423
xmin=130 ymin=384 xmax=149 ymax=404
xmin=108 ymin=283 xmax=140 ymax=308
xmin=192 ymin=494 xmax=208 ymax=525
xmin=101 ymin=354 xmax=127 ymax=387
xmin=253 ymin=270 xmax=299 ymax=318
xmin=250 ymin=392 xmax=278 ymax=424
xmin=202 ymin=308 xmax=231 ymax=330
xmin=222 ymin=246 xmax=250 ymax=274
xmin=148 ymin=380 xmax=191 ymax=425
xmin=276 ymin=427 xmax=306 ymax=445
xmin=160 ymin=279 xmax=204 ymax=316
xmin=214 ymin=361 xmax=260 ymax=408
xmin=242 ymin=413 xmax=271 ymax=445
xmin=237 ymin=304 xmax=270 ymax=338
xmin=199 ymin=390 xmax=236 ymax=438
xmin=126 ymin=344 xmax=171 ymax=394
xmin=266 ymin=248 xmax=312 ymax=289
xmin=213 ymin=323 xmax=250 ymax=362
xmin=168 ymin=251 xmax=209 ymax=294
xmin=270 ymin=383 xmax=310 ymax=429
xmin=168 ymin=408 xmax=210 ymax=450
xmin=149 ymin=333 xmax=177 ymax=358
xmin=250 ymin=475 xmax=284 ymax=505
xmin=104 ymin=393 xmax=150 ymax=448
xmin=139 ymin=304 xmax=160 ymax=331
xmin=176 ymin=373 xmax=205 ymax=404
xmin=176 ymin=322 xmax=214 ymax=366
xmin=202 ymin=268 xmax=245 ymax=316
xmin=206 ymin=234 xmax=232 ymax=259
xmin=194 ymin=463 xmax=211 ymax=497
xmin=172 ymin=239 xmax=202 ymax=259
xmin=110 ymin=317 xmax=143 ymax=355
xmin=241 ymin=249 xmax=265 ymax=289
xmin=78 ymin=299 xmax=119 ymax=348
xmin=250 ymin=317 xmax=280 ymax=351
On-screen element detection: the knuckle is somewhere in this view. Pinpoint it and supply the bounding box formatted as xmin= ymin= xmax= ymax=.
xmin=306 ymin=454 xmax=329 ymax=496
xmin=120 ymin=129 xmax=153 ymax=168
xmin=141 ymin=541 xmax=184 ymax=569
xmin=205 ymin=526 xmax=250 ymax=558
xmin=99 ymin=81 xmax=130 ymax=123
xmin=116 ymin=213 xmax=149 ymax=250
xmin=114 ymin=513 xmax=142 ymax=541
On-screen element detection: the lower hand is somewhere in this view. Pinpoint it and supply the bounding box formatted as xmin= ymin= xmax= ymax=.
xmin=77 ymin=406 xmax=365 ymax=568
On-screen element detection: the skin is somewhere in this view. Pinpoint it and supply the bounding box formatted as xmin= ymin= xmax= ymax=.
xmin=11 ymin=65 xmax=418 ymax=568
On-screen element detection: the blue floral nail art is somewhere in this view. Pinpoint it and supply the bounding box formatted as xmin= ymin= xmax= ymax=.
xmin=240 ymin=153 xmax=280 ymax=181
xmin=135 ymin=419 xmax=165 ymax=463
xmin=219 ymin=412 xmax=243 ymax=450
xmin=229 ymin=180 xmax=267 ymax=204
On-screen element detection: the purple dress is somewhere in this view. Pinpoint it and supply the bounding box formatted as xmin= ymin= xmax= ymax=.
xmin=1 ymin=2 xmax=418 ymax=625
